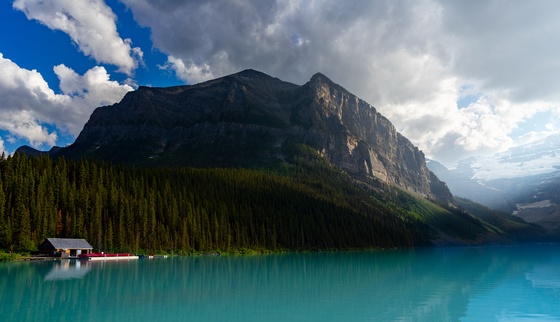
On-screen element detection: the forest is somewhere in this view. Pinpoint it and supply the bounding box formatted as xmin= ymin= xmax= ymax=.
xmin=0 ymin=147 xmax=499 ymax=255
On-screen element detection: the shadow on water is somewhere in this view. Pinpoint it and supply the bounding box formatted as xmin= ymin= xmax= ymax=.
xmin=0 ymin=244 xmax=559 ymax=321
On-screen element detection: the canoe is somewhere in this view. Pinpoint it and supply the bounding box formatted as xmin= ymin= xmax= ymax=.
xmin=78 ymin=253 xmax=139 ymax=261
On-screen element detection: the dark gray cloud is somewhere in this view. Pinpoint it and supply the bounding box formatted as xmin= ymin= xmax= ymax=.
xmin=122 ymin=0 xmax=560 ymax=165
xmin=123 ymin=0 xmax=445 ymax=99
xmin=439 ymin=0 xmax=560 ymax=102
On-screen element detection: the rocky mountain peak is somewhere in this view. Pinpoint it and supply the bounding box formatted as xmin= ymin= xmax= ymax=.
xmin=309 ymin=72 xmax=330 ymax=83
xmin=232 ymin=68 xmax=273 ymax=79
xmin=307 ymin=72 xmax=346 ymax=98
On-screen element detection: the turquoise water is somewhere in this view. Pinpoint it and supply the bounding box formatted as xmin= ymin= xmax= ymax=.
xmin=1 ymin=245 xmax=560 ymax=321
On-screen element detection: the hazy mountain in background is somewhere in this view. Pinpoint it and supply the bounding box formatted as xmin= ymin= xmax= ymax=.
xmin=428 ymin=134 xmax=560 ymax=234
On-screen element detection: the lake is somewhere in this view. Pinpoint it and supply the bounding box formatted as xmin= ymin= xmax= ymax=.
xmin=1 ymin=244 xmax=560 ymax=321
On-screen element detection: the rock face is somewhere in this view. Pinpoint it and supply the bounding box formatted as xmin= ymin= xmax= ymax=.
xmin=60 ymin=69 xmax=454 ymax=205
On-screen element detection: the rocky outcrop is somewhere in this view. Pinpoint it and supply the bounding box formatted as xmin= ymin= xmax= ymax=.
xmin=59 ymin=69 xmax=454 ymax=205
xmin=292 ymin=73 xmax=453 ymax=203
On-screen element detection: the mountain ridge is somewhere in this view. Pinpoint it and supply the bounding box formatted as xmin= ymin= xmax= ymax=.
xmin=50 ymin=69 xmax=455 ymax=206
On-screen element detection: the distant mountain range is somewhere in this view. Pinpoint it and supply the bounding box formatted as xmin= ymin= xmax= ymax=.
xmin=428 ymin=134 xmax=560 ymax=235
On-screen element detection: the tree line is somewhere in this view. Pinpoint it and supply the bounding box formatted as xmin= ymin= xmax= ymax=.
xmin=0 ymin=151 xmax=436 ymax=254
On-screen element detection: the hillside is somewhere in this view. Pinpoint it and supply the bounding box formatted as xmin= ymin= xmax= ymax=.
xmin=0 ymin=151 xmax=536 ymax=254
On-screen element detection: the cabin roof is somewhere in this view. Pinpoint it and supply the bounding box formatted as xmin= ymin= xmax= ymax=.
xmin=45 ymin=238 xmax=93 ymax=250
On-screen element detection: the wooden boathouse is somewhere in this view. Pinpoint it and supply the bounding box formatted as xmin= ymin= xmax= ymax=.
xmin=38 ymin=238 xmax=93 ymax=258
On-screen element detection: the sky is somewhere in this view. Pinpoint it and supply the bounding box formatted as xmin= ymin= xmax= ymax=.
xmin=1 ymin=0 xmax=560 ymax=166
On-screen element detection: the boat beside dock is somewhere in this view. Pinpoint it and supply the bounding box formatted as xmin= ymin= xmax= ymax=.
xmin=78 ymin=253 xmax=139 ymax=261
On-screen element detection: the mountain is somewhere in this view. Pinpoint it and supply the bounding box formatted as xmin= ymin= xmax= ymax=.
xmin=16 ymin=145 xmax=62 ymax=157
xmin=426 ymin=159 xmax=513 ymax=211
xmin=56 ymin=69 xmax=454 ymax=206
xmin=11 ymin=69 xmax=551 ymax=248
xmin=428 ymin=134 xmax=560 ymax=235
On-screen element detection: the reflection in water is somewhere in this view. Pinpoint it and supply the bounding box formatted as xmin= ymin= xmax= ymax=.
xmin=44 ymin=260 xmax=91 ymax=281
xmin=526 ymin=264 xmax=560 ymax=289
xmin=0 ymin=245 xmax=559 ymax=321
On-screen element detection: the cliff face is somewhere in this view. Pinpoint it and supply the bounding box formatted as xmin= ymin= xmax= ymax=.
xmin=293 ymin=73 xmax=452 ymax=203
xmin=61 ymin=69 xmax=454 ymax=205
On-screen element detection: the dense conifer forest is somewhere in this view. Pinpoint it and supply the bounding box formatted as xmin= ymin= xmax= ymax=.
xmin=0 ymin=147 xmax=521 ymax=255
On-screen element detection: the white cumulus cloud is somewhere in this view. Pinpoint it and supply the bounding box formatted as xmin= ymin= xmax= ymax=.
xmin=159 ymin=56 xmax=215 ymax=85
xmin=0 ymin=53 xmax=132 ymax=150
xmin=0 ymin=137 xmax=5 ymax=157
xmin=13 ymin=0 xmax=143 ymax=75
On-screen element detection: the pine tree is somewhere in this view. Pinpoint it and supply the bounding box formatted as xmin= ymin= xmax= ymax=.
xmin=0 ymin=176 xmax=6 ymax=248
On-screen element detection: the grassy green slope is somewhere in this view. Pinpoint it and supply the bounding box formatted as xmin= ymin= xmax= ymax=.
xmin=275 ymin=143 xmax=506 ymax=245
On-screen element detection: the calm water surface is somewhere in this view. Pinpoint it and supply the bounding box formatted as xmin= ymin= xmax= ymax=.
xmin=1 ymin=244 xmax=560 ymax=321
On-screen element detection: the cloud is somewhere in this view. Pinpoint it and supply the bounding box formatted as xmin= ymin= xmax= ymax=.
xmin=121 ymin=0 xmax=560 ymax=165
xmin=0 ymin=110 xmax=58 ymax=148
xmin=13 ymin=0 xmax=143 ymax=75
xmin=159 ymin=56 xmax=214 ymax=85
xmin=52 ymin=64 xmax=135 ymax=134
xmin=0 ymin=137 xmax=6 ymax=157
xmin=439 ymin=0 xmax=560 ymax=103
xmin=0 ymin=53 xmax=132 ymax=149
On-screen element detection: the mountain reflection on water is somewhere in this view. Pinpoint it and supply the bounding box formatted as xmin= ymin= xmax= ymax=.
xmin=0 ymin=245 xmax=559 ymax=321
